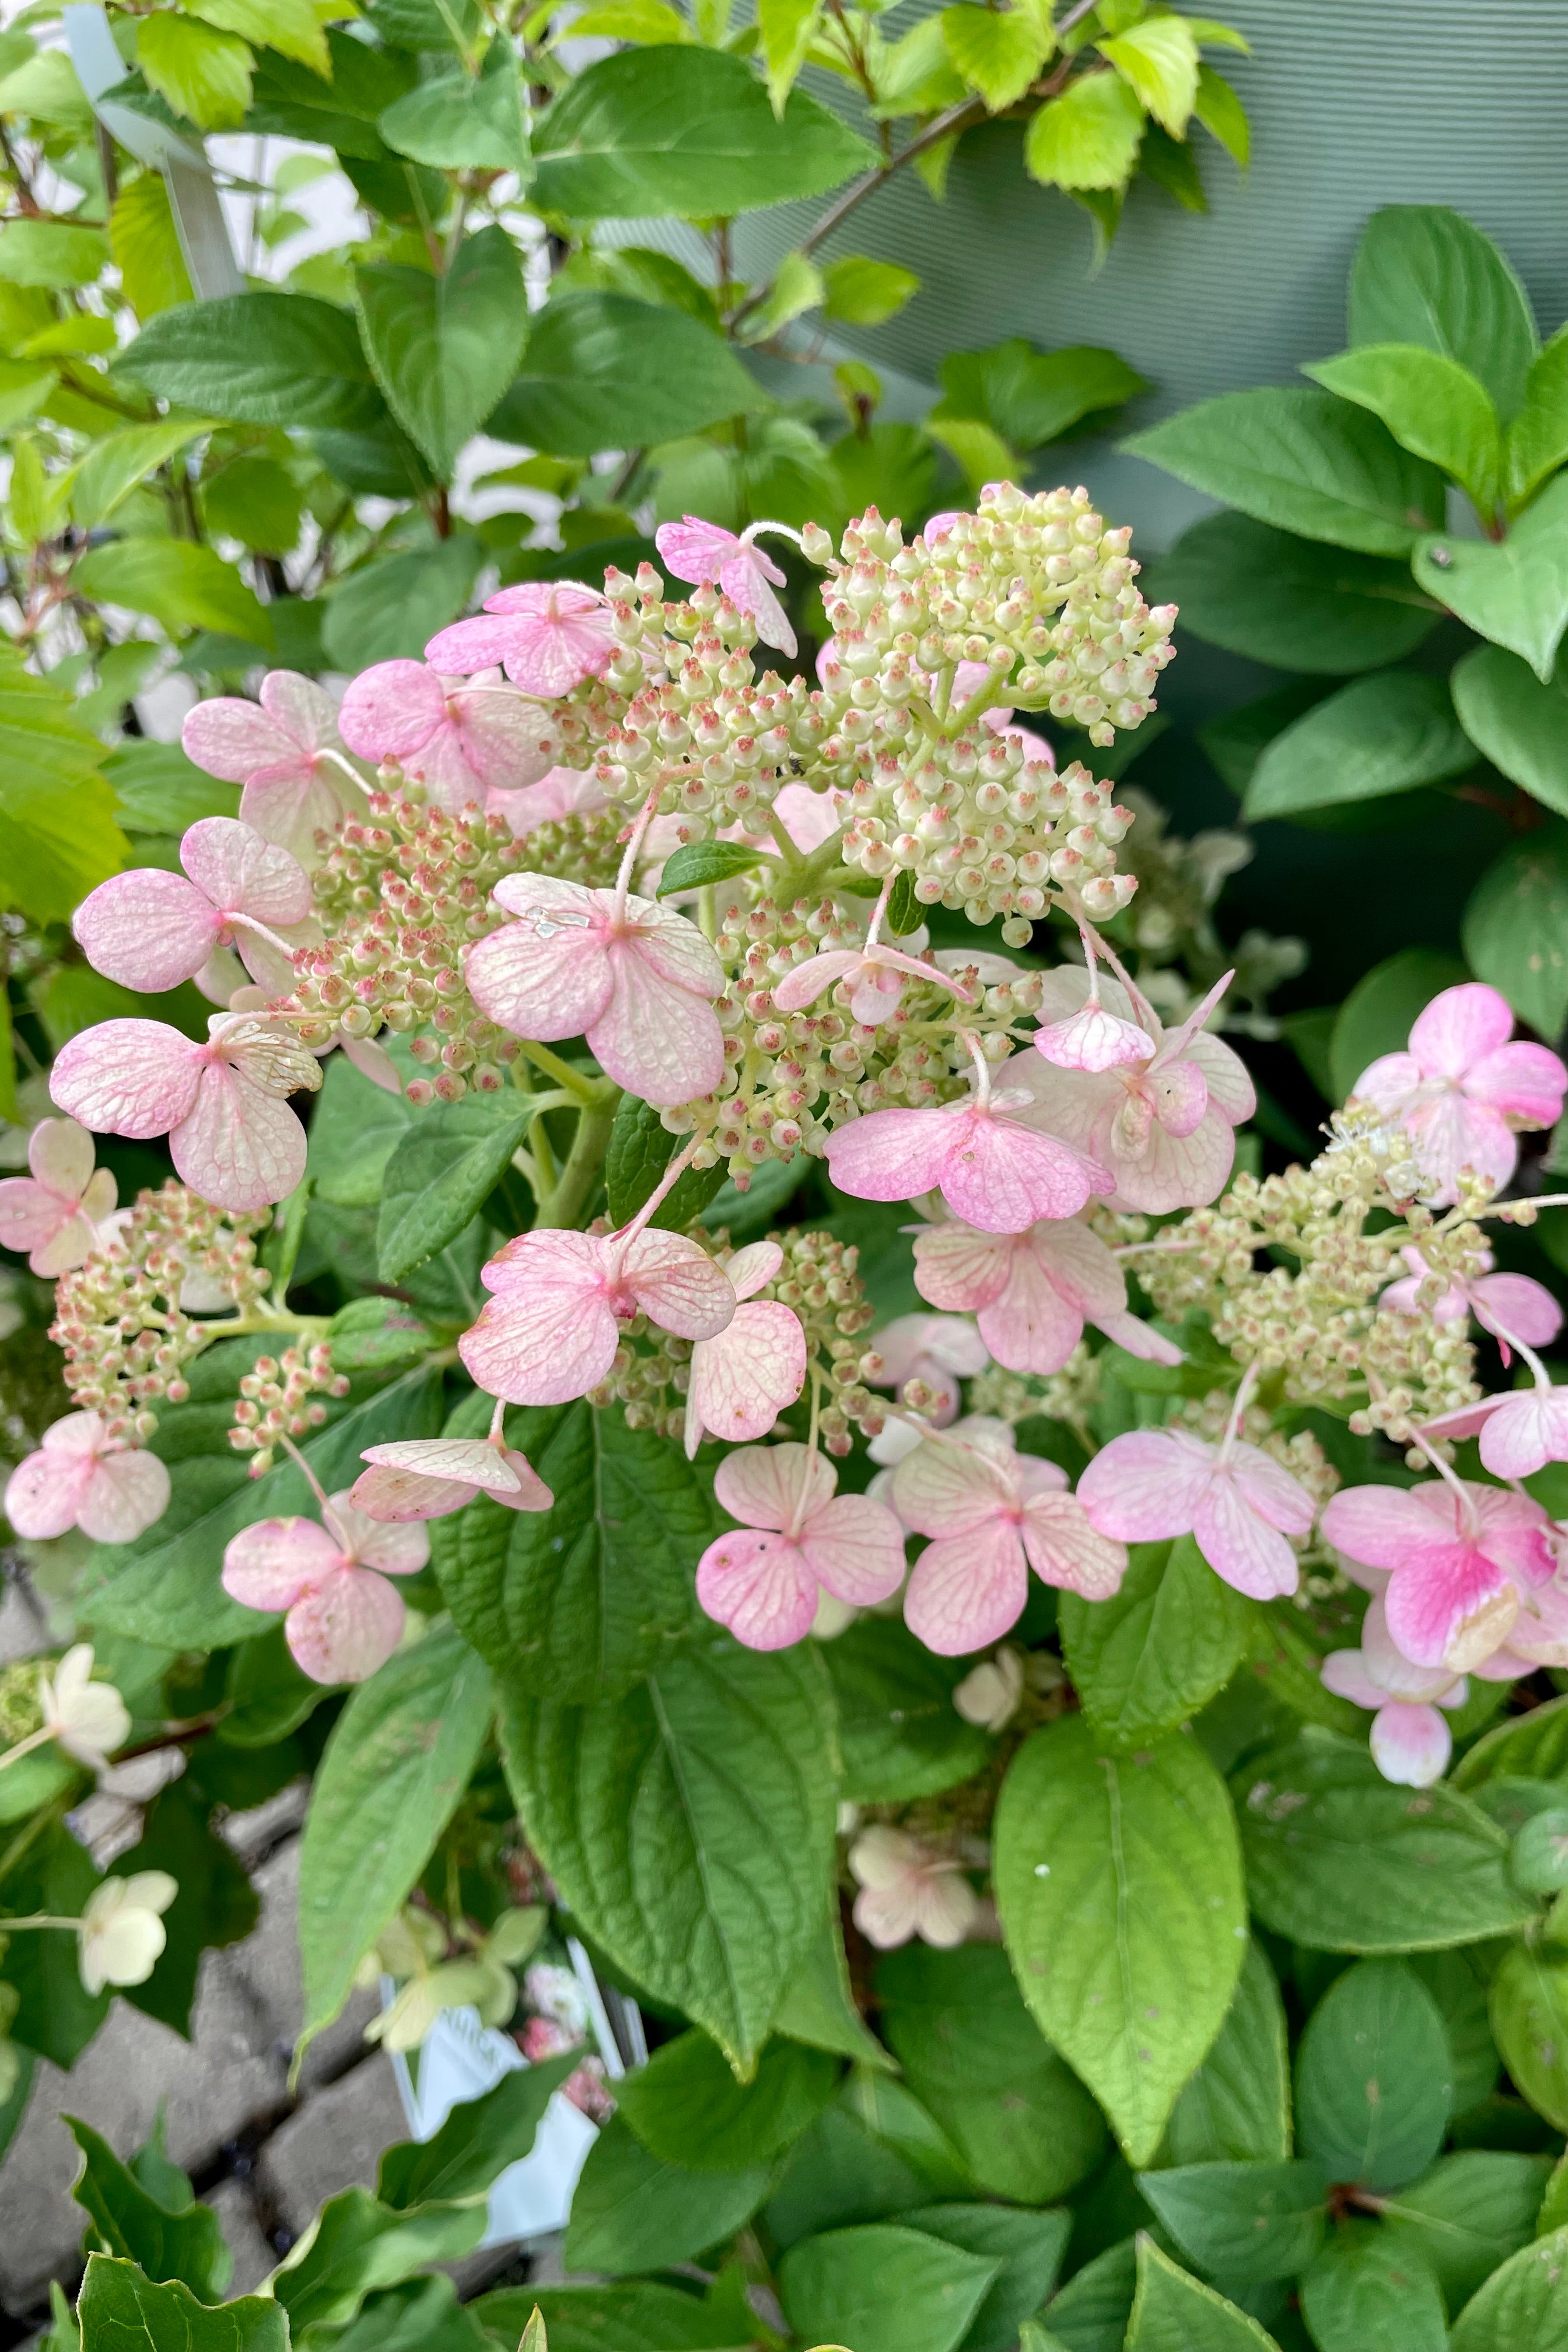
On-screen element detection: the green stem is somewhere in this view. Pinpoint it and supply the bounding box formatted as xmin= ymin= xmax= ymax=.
xmin=0 ymin=1727 xmax=51 ymax=1774
xmin=537 ymin=1090 xmax=621 ymax=1229
xmin=514 ymin=1040 xmax=603 ymax=1103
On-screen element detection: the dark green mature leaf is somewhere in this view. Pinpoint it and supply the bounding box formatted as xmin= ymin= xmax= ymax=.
xmin=68 ymin=2120 xmax=231 ymax=2301
xmin=1329 ymin=946 xmax=1469 ymax=1103
xmin=1123 ymin=2239 xmax=1282 ymax=2352
xmin=531 ymin=46 xmax=874 ymax=219
xmin=993 ymin=1718 xmax=1246 ymax=2166
xmin=1381 ymin=2151 xmax=1553 ymax=2309
xmin=122 ymin=292 xmax=383 ymax=428
xmin=764 ymin=2101 xmax=937 ymax=2250
xmin=1243 ymin=671 xmax=1474 ymax=821
xmin=1452 ymin=644 xmax=1568 ymax=817
xmin=561 ymin=2115 xmax=770 ymax=2276
xmin=307 ymin=1048 xmax=417 ymax=1208
xmin=1453 ymin=1692 xmax=1568 ymax=1788
xmin=322 ymin=538 xmax=485 ymax=669
xmin=1236 ymin=1731 xmax=1532 ymax=1951
xmin=377 ymin=1091 xmax=537 ymax=1280
xmin=356 ymin=228 xmax=528 ymax=479
xmin=430 ymin=1394 xmax=713 ymax=1700
xmin=604 ymin=1093 xmax=728 ymax=1228
xmin=1296 ymin=1960 xmax=1452 ymax=2190
xmin=379 ymin=43 xmax=528 ymax=173
xmin=1124 ymin=388 xmax=1445 ymax=556
xmin=119 ymin=1778 xmax=258 ymax=2036
xmin=904 ymin=2206 xmax=1071 ymax=2352
xmin=5 ymin=1824 xmax=107 ymax=2064
xmin=1060 ymin=1536 xmax=1251 ymax=1742
xmin=313 ymin=2276 xmax=491 ymax=2352
xmin=77 ymin=2256 xmax=288 ymax=2352
xmin=474 ymin=2283 xmax=741 ymax=2352
xmin=220 ymin=1623 xmax=326 ymax=1748
xmin=1135 ymin=2160 xmax=1328 ymax=2285
xmin=75 ymin=542 xmax=271 ymax=646
xmin=501 ymin=1633 xmax=838 ymax=2071
xmin=1149 ymin=513 xmax=1440 ymax=673
xmin=823 ymin=1617 xmax=992 ymax=1803
xmin=245 ymin=29 xmax=416 ymax=155
xmin=1045 ymin=2239 xmax=1138 ymax=2352
xmin=1307 ymin=344 xmax=1503 ymax=512
xmin=774 ymin=1911 xmax=895 ymax=2071
xmin=299 ymin=1623 xmax=494 ymax=2043
xmin=615 ymin=2031 xmax=839 ymax=2172
xmin=489 ymin=292 xmax=759 ymax=459
xmin=270 ymin=2188 xmax=484 ymax=2334
xmin=1349 ymin=205 xmax=1538 ymax=422
xmin=1507 ymin=326 xmax=1568 ymax=504
xmin=1163 ymin=1940 xmax=1291 ymax=2166
xmin=0 ymin=648 xmax=129 ymax=923
xmin=933 ymin=338 xmax=1147 ymax=453
xmin=778 ymin=2223 xmax=999 ymax=2352
xmin=1462 ymin=823 xmax=1568 ymax=1038
xmin=377 ymin=2054 xmax=579 ymax=2209
xmin=1299 ymin=2228 xmax=1448 ymax=2352
xmin=655 ymin=840 xmax=767 ymax=898
xmin=1451 ymin=2224 xmax=1568 ymax=2350
xmin=1415 ymin=474 xmax=1568 ymax=680
xmin=1489 ymin=1943 xmax=1568 ymax=2133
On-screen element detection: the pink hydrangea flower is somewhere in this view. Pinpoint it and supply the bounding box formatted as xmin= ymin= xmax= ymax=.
xmin=0 ymin=1118 xmax=117 ymax=1276
xmin=221 ymin=1489 xmax=428 ymax=1682
xmin=182 ymin=672 xmax=369 ymax=865
xmin=1475 ymin=1385 xmax=1568 ymax=1480
xmin=465 ymin=873 xmax=725 ymax=1108
xmin=869 ymin=1312 xmax=989 ymax=1424
xmin=824 ymin=1046 xmax=1109 ymax=1234
xmin=350 ymin=1434 xmax=552 ymax=1522
xmin=655 ymin=517 xmax=796 ymax=657
xmin=1321 ymin=1594 xmax=1471 ymax=1788
xmin=1381 ymin=1244 xmax=1562 ymax=1362
xmin=461 ymin=1224 xmax=736 ymax=1408
xmin=337 ymin=662 xmax=561 ymax=814
xmin=1011 ymin=972 xmax=1255 ymax=1214
xmin=51 ymin=1014 xmax=322 ymax=1214
xmin=848 ymin=1825 xmax=979 ymax=1951
xmin=893 ymin=1424 xmax=1126 ymax=1654
xmin=1320 ymin=1477 xmax=1558 ymax=1672
xmin=695 ymin=1443 xmax=907 ymax=1649
xmin=912 ymin=1213 xmax=1181 ymax=1376
xmin=683 ymin=1241 xmax=807 ymax=1457
xmin=74 ymin=818 xmax=315 ymax=1000
xmin=1031 ymin=935 xmax=1150 ymax=1073
xmin=1078 ymin=1425 xmax=1317 ymax=1601
xmin=1353 ymin=981 xmax=1566 ymax=1205
xmin=424 ymin=582 xmax=619 ymax=695
xmin=772 ymin=938 xmax=977 ymax=1029
xmin=5 ymin=1412 xmax=170 ymax=1544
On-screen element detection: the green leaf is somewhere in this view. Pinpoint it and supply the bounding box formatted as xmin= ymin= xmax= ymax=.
xmin=137 ymin=13 xmax=253 ymax=128
xmin=1452 ymin=1691 xmax=1568 ymax=1789
xmin=942 ymin=5 xmax=1049 ymax=113
xmin=604 ymin=1092 xmax=728 ymax=1228
xmin=616 ymin=2030 xmax=839 ymax=2172
xmin=1149 ymin=512 xmax=1438 ymax=673
xmin=1236 ymin=1731 xmax=1533 ymax=1951
xmin=993 ymin=1717 xmax=1246 ymax=2166
xmin=1307 ymin=343 xmax=1503 ymax=513
xmin=1242 ymin=671 xmax=1474 ymax=821
xmin=1382 ymin=2151 xmax=1554 ymax=2310
xmin=0 ymin=218 xmax=107 ymax=287
xmin=561 ymin=2114 xmax=770 ymax=2276
xmin=220 ymin=1624 xmax=325 ymax=1749
xmin=70 ymin=421 xmax=214 ymax=530
xmin=1489 ymin=1944 xmax=1568 ymax=2133
xmin=307 ymin=2277 xmax=490 ymax=2352
xmin=299 ymin=1622 xmax=494 ymax=2043
xmin=104 ymin=739 xmax=238 ymax=836
xmin=1136 ymin=2160 xmax=1327 ymax=2285
xmin=774 ymin=1910 xmax=896 ymax=2073
xmin=1298 ymin=2229 xmax=1448 ymax=2352
xmin=75 ymin=540 xmax=271 ymax=648
xmin=1349 ymin=205 xmax=1538 ymax=423
xmin=190 ymin=0 xmax=327 ymax=72
xmin=5 ymin=1825 xmax=106 ymax=2066
xmin=77 ymin=2256 xmax=288 ymax=2352
xmin=532 ymin=47 xmax=875 ymax=219
xmin=1451 ymin=2224 xmax=1568 ymax=2350
xmin=655 ymin=840 xmax=766 ymax=898
xmin=1060 ymin=1535 xmax=1251 ymax=1742
xmin=1123 ymin=2239 xmax=1282 ymax=2352
xmin=377 ymin=2055 xmax=580 ymax=2210
xmin=271 ymin=2189 xmax=484 ymax=2334
xmin=68 ymin=2119 xmax=232 ymax=2301
xmin=1099 ymin=16 xmax=1199 ymax=135
xmin=822 ymin=1616 xmax=992 ymax=1803
xmin=1416 ymin=474 xmax=1568 ymax=680
xmin=1328 ymin=946 xmax=1469 ymax=1104
xmin=1125 ymin=388 xmax=1445 ymax=556
xmin=321 ymin=538 xmax=484 ymax=669
xmin=1295 ymin=1959 xmax=1452 ymax=2190
xmin=499 ymin=1633 xmax=838 ymax=2072
xmin=778 ymin=2223 xmax=1000 ymax=2352
xmin=1163 ymin=1940 xmax=1291 ymax=2166
xmin=1462 ymin=822 xmax=1568 ymax=1038
xmin=431 ymin=1394 xmax=716 ymax=1701
xmin=377 ymin=1090 xmax=536 ymax=1281
xmin=757 ymin=0 xmax=822 ymax=111
xmin=1506 ymin=325 xmax=1568 ymax=505
xmin=474 ymin=2284 xmax=741 ymax=2352
xmin=1452 ymin=643 xmax=1568 ymax=817
xmin=0 ymin=646 xmax=128 ymax=923
xmin=306 ymin=1048 xmax=416 ymax=1208
xmin=110 ymin=177 xmax=193 ymax=320
xmin=123 ymin=293 xmax=383 ymax=430
xmin=356 ymin=228 xmax=528 ymax=480
xmin=489 ymin=292 xmax=759 ymax=459
xmin=244 ymin=26 xmax=415 ymax=152
xmin=905 ymin=2206 xmax=1071 ymax=2352
xmin=1024 ymin=70 xmax=1144 ymax=191
xmin=1194 ymin=62 xmax=1247 ymax=166
xmin=1044 ymin=2239 xmax=1138 ymax=2351
xmin=379 ymin=46 xmax=528 ymax=173
xmin=822 ymin=256 xmax=919 ymax=328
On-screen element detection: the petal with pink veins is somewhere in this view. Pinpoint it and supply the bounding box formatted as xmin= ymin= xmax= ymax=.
xmin=181 ymin=695 xmax=302 ymax=783
xmin=586 ymin=943 xmax=726 ymax=1107
xmin=459 ymin=1280 xmax=620 ymax=1408
xmin=79 ymin=1450 xmax=171 ymax=1543
xmin=170 ymin=1065 xmax=307 ymax=1212
xmin=467 ymin=876 xmax=616 ymax=1039
xmin=52 ymin=1021 xmax=203 ymax=1140
xmin=905 ymin=1522 xmax=1028 ymax=1654
xmin=976 ymin=1242 xmax=1085 ymax=1376
xmin=695 ymin=1526 xmax=817 ymax=1649
xmin=824 ymin=1105 xmax=966 ymax=1206
xmin=1034 ymin=1003 xmax=1153 ymax=1073
xmin=337 ymin=660 xmax=445 ymax=761
xmin=1322 ymin=1482 xmax=1479 ymax=1573
xmin=713 ymin=1441 xmax=832 ymax=1534
xmin=620 ymin=1228 xmax=737 ymax=1340
xmin=1192 ymin=1474 xmax=1301 ymax=1600
xmin=1478 ymin=1388 xmax=1568 ymax=1479
xmin=797 ymin=1493 xmax=907 ymax=1605
xmin=939 ymin=1108 xmax=1102 ymax=1233
xmin=1472 ymin=1272 xmax=1563 ymax=1349
xmin=1409 ymin=982 xmax=1515 ymax=1079
xmin=223 ymin=1516 xmax=341 ymax=1612
xmin=912 ymin=1221 xmax=1013 ymax=1314
xmin=286 ymin=1563 xmax=407 ymax=1682
xmin=326 ymin=1491 xmax=429 ymax=1576
xmin=1228 ymin=1441 xmax=1318 ymax=1536
xmin=1020 ymin=1490 xmax=1126 ymax=1598
xmin=1384 ymin=1542 xmax=1510 ymax=1670
xmin=74 ymin=869 xmax=223 ymax=993
xmin=684 ymin=1300 xmax=806 ymax=1455
xmin=891 ymin=1434 xmax=1014 ymax=1539
xmin=1075 ymin=1427 xmax=1214 ymax=1542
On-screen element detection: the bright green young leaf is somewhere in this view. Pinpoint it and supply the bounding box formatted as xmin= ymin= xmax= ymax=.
xmin=310 ymin=2276 xmax=491 ymax=2352
xmin=298 ymin=1622 xmax=494 ymax=2042
xmin=926 ymin=414 xmax=1018 ymax=495
xmin=1506 ymin=324 xmax=1568 ymax=505
xmin=1453 ymin=1691 xmax=1568 ymax=1788
xmin=0 ymin=219 xmax=107 ymax=287
xmin=1382 ymin=2151 xmax=1555 ymax=2310
xmin=356 ymin=227 xmax=527 ymax=479
xmin=1149 ymin=512 xmax=1439 ymax=673
xmin=136 ymin=14 xmax=253 ymax=129
xmin=1296 ymin=1959 xmax=1452 ymax=2189
xmin=779 ymin=2223 xmax=999 ymax=2352
xmin=271 ymin=2188 xmax=484 ymax=2334
xmin=110 ymin=177 xmax=193 ymax=320
xmin=1163 ymin=1940 xmax=1292 ymax=2166
xmin=568 ymin=0 xmax=694 ymax=39
xmin=76 ymin=2257 xmax=287 ymax=2352
xmin=774 ymin=1911 xmax=897 ymax=2073
xmin=942 ymin=5 xmax=1049 ymax=113
xmin=1024 ymin=69 xmax=1144 ymax=191
xmin=1236 ymin=1731 xmax=1532 ymax=1951
xmin=822 ymin=1616 xmax=993 ymax=1803
xmin=1415 ymin=473 xmax=1568 ymax=680
xmin=377 ymin=1091 xmax=537 ymax=1281
xmin=1349 ymin=204 xmax=1538 ymax=422
xmin=74 ymin=540 xmax=271 ymax=647
xmin=190 ymin=0 xmax=327 ymax=69
xmin=0 ymin=647 xmax=128 ymax=923
xmin=1060 ymin=1535 xmax=1252 ymax=1741
xmin=430 ymin=1393 xmax=715 ymax=1700
xmin=615 ymin=2031 xmax=840 ymax=2172
xmin=532 ymin=46 xmax=876 ymax=218
xmin=1194 ymin=63 xmax=1248 ymax=164
xmin=1450 ymin=2224 xmax=1568 ymax=2351
xmin=1328 ymin=947 xmax=1468 ymax=1103
xmin=1462 ymin=823 xmax=1568 ymax=1038
xmin=379 ymin=46 xmax=528 ymax=172
xmin=377 ymin=2056 xmax=579 ymax=2211
xmin=1124 ymin=2239 xmax=1282 ymax=2352
xmin=1307 ymin=343 xmax=1504 ymax=514
xmin=1125 ymin=387 xmax=1445 ymax=555
xmin=821 ymin=255 xmax=921 ymax=327
xmin=1244 ymin=671 xmax=1474 ymax=821
xmin=655 ymin=841 xmax=768 ymax=897
xmin=68 ymin=2119 xmax=232 ymax=2301
xmin=1136 ymin=2160 xmax=1328 ymax=2284
xmin=1452 ymin=643 xmax=1568 ymax=817
xmin=489 ymin=291 xmax=759 ymax=459
xmin=1489 ymin=1943 xmax=1568 ymax=2134
xmin=1044 ymin=2238 xmax=1138 ymax=2350
xmin=993 ymin=1717 xmax=1246 ymax=2165
xmin=744 ymin=249 xmax=827 ymax=341
xmin=935 ymin=337 xmax=1147 ymax=453
xmin=758 ymin=0 xmax=824 ymax=111
xmin=904 ymin=2206 xmax=1070 ymax=2352
xmin=123 ymin=292 xmax=383 ymax=430
xmin=475 ymin=2283 xmax=741 ymax=2352
xmin=1099 ymin=15 xmax=1199 ymax=135
xmin=321 ymin=537 xmax=483 ymax=668
xmin=501 ymin=1633 xmax=838 ymax=2071
xmin=561 ymin=2115 xmax=771 ymax=2276
xmin=70 ymin=421 xmax=215 ymax=530
xmin=1299 ymin=2228 xmax=1448 ymax=2352
xmin=201 ymin=453 xmax=304 ymax=554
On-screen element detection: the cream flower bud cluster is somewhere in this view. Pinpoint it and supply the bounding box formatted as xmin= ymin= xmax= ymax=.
xmin=51 ymin=1181 xmax=270 ymax=1440
xmin=968 ymin=1345 xmax=1102 ymax=1443
xmin=229 ymin=1342 xmax=349 ymax=1474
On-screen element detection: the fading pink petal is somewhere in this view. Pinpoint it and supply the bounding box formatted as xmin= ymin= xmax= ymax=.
xmin=1354 ymin=1049 xmax=1424 ymax=1111
xmin=727 ymin=1241 xmax=784 ymax=1301
xmin=1409 ymin=983 xmax=1515 ymax=1079
xmin=977 ymin=1244 xmax=1084 ymax=1375
xmin=1034 ymin=1003 xmax=1152 ymax=1074
xmin=1193 ymin=1474 xmax=1300 ymax=1600
xmin=1472 ymin=1272 xmax=1563 ymax=1350
xmin=78 ymin=1450 xmax=170 ymax=1542
xmin=1478 ymin=1389 xmax=1568 ymax=1479
xmin=825 ymin=1105 xmax=970 ymax=1205
xmin=170 ymin=1065 xmax=306 ymax=1213
xmin=466 ymin=877 xmax=615 ymax=1039
xmin=1370 ymin=1701 xmax=1452 ymax=1787
xmin=621 ymin=1229 xmax=737 ymax=1340
xmin=1321 ymin=1484 xmax=1471 ymax=1572
xmin=1464 ymin=1041 xmax=1567 ymax=1125
xmin=1228 ymin=1442 xmax=1318 ymax=1536
xmin=1321 ymin=1649 xmax=1385 ymax=1711
xmin=1384 ymin=1545 xmax=1509 ymax=1671
xmin=286 ymin=1563 xmax=405 ymax=1682
xmin=1020 ymin=1490 xmax=1126 ymax=1598
xmin=181 ymin=696 xmax=300 ymax=783
xmin=1075 ymin=1428 xmax=1213 ymax=1541
xmin=180 ymin=818 xmax=312 ymax=929
xmin=51 ymin=1021 xmax=202 ymax=1140
xmin=684 ymin=1300 xmax=804 ymax=1454
xmin=695 ymin=1526 xmax=817 ymax=1648
xmin=5 ymin=1430 xmax=97 ymax=1538
xmin=772 ymin=950 xmax=860 ymax=1014
xmin=239 ymin=761 xmax=365 ymax=866
xmin=714 ymin=1441 xmax=831 ymax=1533
xmin=459 ymin=1284 xmax=619 ymax=1408
xmin=223 ymin=1516 xmax=341 ymax=1611
xmin=29 ymin=1117 xmax=94 ymax=1198
xmin=798 ymin=1493 xmax=907 ymax=1605
xmin=338 ymin=660 xmax=444 ymax=761
xmin=939 ymin=1108 xmax=1101 ymax=1233
xmin=1404 ymin=1093 xmax=1516 ymax=1200
xmin=911 ymin=1221 xmax=1013 ymax=1314
xmin=587 ymin=947 xmax=726 ymax=1107
xmin=905 ymin=1522 xmax=1027 ymax=1654
xmin=74 ymin=870 xmax=220 ymax=992
xmin=891 ymin=1436 xmax=1014 ymax=1539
